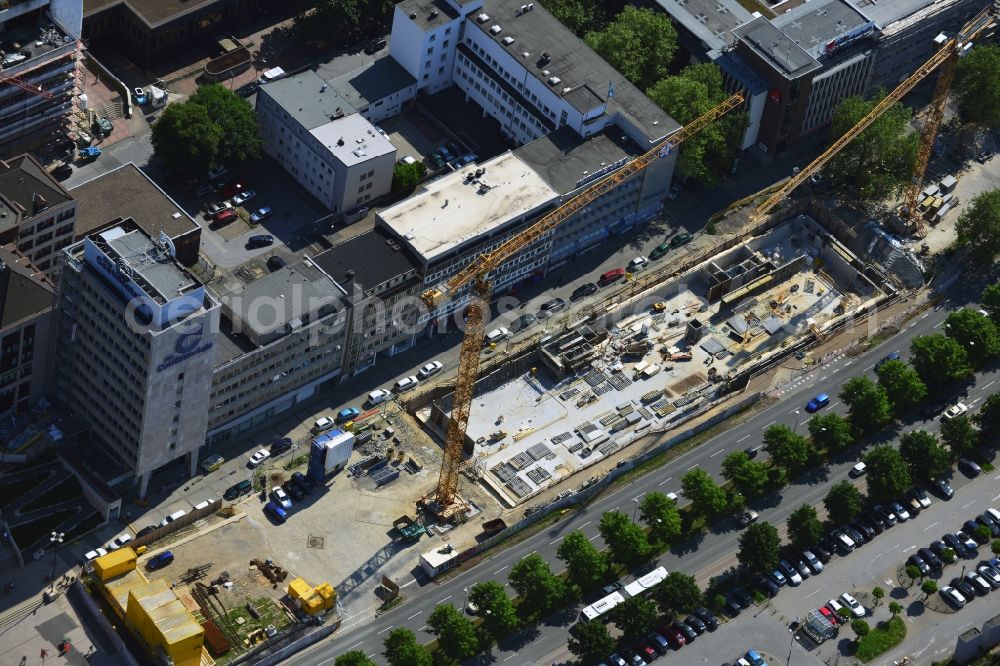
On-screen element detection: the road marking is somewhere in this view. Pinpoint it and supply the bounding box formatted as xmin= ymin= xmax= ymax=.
xmin=408 ymin=612 xmax=422 ymax=620
xmin=903 ymin=545 xmax=916 ymax=552
xmin=503 ymin=654 xmax=519 ymax=662
xmin=610 ymin=506 xmax=619 ymax=512
xmin=368 ymin=655 xmax=377 ymax=660
xmin=844 ymin=360 xmax=853 ymax=366
xmin=885 ymin=579 xmax=896 ymax=588
xmin=933 ymin=321 xmax=943 ymax=328
xmin=737 ymin=434 xmax=752 ymax=442
xmin=633 ymin=492 xmax=646 ymax=501
xmin=580 ymin=521 xmax=592 ymax=528
xmin=494 ymin=566 xmax=508 ymax=574
xmin=921 ymin=313 xmax=929 ymax=319
xmin=993 ymin=494 xmax=1000 ymax=502
xmin=686 ymin=464 xmax=699 ymax=471
xmin=803 ymin=416 xmax=813 ymax=425
xmin=831 ymin=367 xmax=840 ymax=374
xmin=886 ymin=544 xmax=900 ymax=551
xmin=985 ymin=380 xmax=996 ymax=390
xmin=830 ymin=401 xmax=840 ymax=409
xmin=963 ymin=500 xmax=977 ymax=509
xmin=549 ymin=536 xmax=564 ymax=545
xmin=763 ymin=420 xmax=776 ymax=428
xmin=789 ymin=408 xmax=800 ymax=415
xmin=872 ymin=553 xmax=883 ymax=561
xmin=348 ymin=642 xmax=363 ymax=650
xmin=437 ymin=595 xmax=452 ymax=604
xmin=710 ymin=449 xmax=725 ymax=458
xmin=421 ymin=626 xmax=430 ymax=631
xmin=589 ymin=534 xmax=601 ymax=541
xmin=923 ymin=522 xmax=938 ymax=532
xmin=377 ymin=626 xmax=393 ymax=635
xmin=864 ymin=364 xmax=875 ymax=371
xmin=805 ymin=589 xmax=820 ymax=598
xmin=520 ymin=550 xmax=537 ymax=559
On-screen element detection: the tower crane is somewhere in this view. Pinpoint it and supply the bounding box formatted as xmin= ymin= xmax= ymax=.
xmin=749 ymin=3 xmax=998 ymax=227
xmin=418 ymin=92 xmax=745 ymax=519
xmin=0 ymin=71 xmax=55 ymax=99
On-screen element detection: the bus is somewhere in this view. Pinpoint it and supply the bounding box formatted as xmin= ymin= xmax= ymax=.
xmin=579 ymin=566 xmax=668 ymax=622
xmin=579 ymin=591 xmax=626 ymax=622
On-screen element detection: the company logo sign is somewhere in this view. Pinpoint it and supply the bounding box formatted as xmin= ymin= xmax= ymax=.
xmin=158 ymin=320 xmax=214 ymax=372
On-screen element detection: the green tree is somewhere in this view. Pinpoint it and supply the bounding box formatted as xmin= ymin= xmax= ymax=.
xmin=921 ymin=579 xmax=938 ymax=596
xmin=610 ymin=595 xmax=658 ymax=639
xmin=837 ymin=607 xmax=852 ymax=623
xmin=188 ymin=84 xmax=261 ymax=167
xmin=638 ymin=492 xmax=683 ymax=545
xmin=992 ymin=539 xmax=1000 ymax=556
xmin=898 ymin=430 xmax=951 ymax=483
xmin=468 ymin=581 xmax=519 ymax=642
xmin=982 ymin=283 xmax=1000 ymax=324
xmin=540 ymin=0 xmax=607 ymax=36
xmin=941 ymin=547 xmax=957 ymax=564
xmin=851 ymin=619 xmax=871 ymax=638
xmin=975 ymin=392 xmax=1000 ymax=434
xmin=762 ymin=424 xmax=813 ymax=475
xmin=652 ymin=571 xmax=702 ymax=618
xmin=737 ymin=521 xmax=780 ymax=575
xmin=975 ymin=525 xmax=993 ymax=544
xmin=940 ymin=414 xmax=978 ymax=460
xmin=809 ymin=412 xmax=854 ymax=455
xmin=872 ymin=586 xmax=885 ymax=605
xmin=508 ymin=554 xmax=566 ymax=618
xmin=721 ymin=451 xmax=770 ymax=499
xmin=392 ymin=161 xmax=427 ymax=194
xmin=944 ymin=308 xmax=1000 ymax=366
xmin=787 ymin=504 xmax=823 ymax=551
xmin=584 ymin=7 xmax=677 ymax=91
xmin=905 ymin=563 xmax=923 ymax=581
xmin=876 ymin=360 xmax=927 ymax=416
xmin=336 ymin=653 xmax=376 ymax=666
xmin=824 ymin=481 xmax=864 ymax=525
xmin=681 ymin=468 xmax=730 ymax=518
xmin=295 ymin=0 xmax=362 ymax=46
xmin=598 ymin=511 xmax=651 ymax=568
xmin=826 ymin=92 xmax=919 ymax=200
xmin=956 ymin=189 xmax=1000 ymax=263
xmin=864 ymin=445 xmax=912 ymax=505
xmin=910 ymin=334 xmax=972 ymax=390
xmin=557 ymin=530 xmax=609 ymax=592
xmin=383 ymin=628 xmax=432 ymax=666
xmin=840 ymin=376 xmax=893 ymax=434
xmin=888 ymin=601 xmax=903 ymax=616
xmin=646 ymin=63 xmax=745 ymax=185
xmin=954 ymin=44 xmax=1000 ymax=127
xmin=567 ymin=621 xmax=616 ymax=665
xmin=426 ymin=604 xmax=478 ymax=663
xmin=151 ymin=102 xmax=221 ymax=176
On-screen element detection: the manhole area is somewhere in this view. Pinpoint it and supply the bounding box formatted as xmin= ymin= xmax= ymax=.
xmin=307 ymin=535 xmax=325 ymax=549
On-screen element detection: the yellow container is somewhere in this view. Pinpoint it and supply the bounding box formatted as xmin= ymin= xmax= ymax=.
xmin=93 ymin=548 xmax=137 ymax=581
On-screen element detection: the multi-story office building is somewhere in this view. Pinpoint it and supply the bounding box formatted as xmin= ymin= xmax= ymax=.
xmin=206 ymin=258 xmax=350 ymax=442
xmin=55 ymin=219 xmax=220 ymax=497
xmin=312 ymin=227 xmax=423 ymax=377
xmin=0 ymin=244 xmax=55 ymax=418
xmin=0 ymin=155 xmax=77 ymax=275
xmin=256 ymin=71 xmax=397 ymax=215
xmin=0 ymin=0 xmax=80 ymax=157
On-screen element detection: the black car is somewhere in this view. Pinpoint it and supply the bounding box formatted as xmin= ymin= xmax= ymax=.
xmin=291 ymin=470 xmax=315 ymax=492
xmin=817 ymin=535 xmax=839 ymax=556
xmin=731 ymin=587 xmax=752 ymax=608
xmin=724 ymin=596 xmax=742 ymax=616
xmin=267 ymin=255 xmax=287 ymax=271
xmin=965 ymin=520 xmax=991 ymax=543
xmin=863 ymin=510 xmax=888 ymax=532
xmin=52 ymin=163 xmax=73 ymax=180
xmin=943 ymin=533 xmax=971 ymax=558
xmin=843 ymin=524 xmax=866 ymax=546
xmin=978 ymin=514 xmax=1000 ymax=538
xmin=951 ymin=577 xmax=977 ymax=600
xmin=672 ymin=620 xmax=697 ymax=642
xmin=683 ymin=615 xmax=707 ymax=634
xmin=960 ymin=458 xmax=983 ymax=477
xmin=248 ymin=234 xmax=274 ymax=249
xmin=571 ymin=283 xmax=598 ymax=300
xmin=755 ymin=575 xmax=779 ymax=598
xmin=922 ymin=400 xmax=948 ymax=419
xmin=917 ymin=547 xmax=943 ymax=570
xmin=933 ymin=478 xmax=955 ymax=499
xmin=873 ymin=505 xmax=898 ymax=526
xmin=515 ymin=313 xmax=537 ymax=331
xmin=907 ymin=554 xmax=931 ymax=576
xmin=852 ymin=518 xmax=876 ymax=541
xmin=283 ymin=480 xmax=304 ymax=501
xmin=744 ymin=446 xmax=760 ymax=459
xmin=363 ymin=37 xmax=387 ymax=54
xmin=929 ymin=540 xmax=952 ymax=561
xmin=692 ymin=607 xmax=719 ymax=631
xmin=812 ymin=544 xmax=833 ymax=563
xmin=539 ymin=297 xmax=567 ymax=315
xmin=270 ymin=437 xmax=293 ymax=455
xmin=136 ymin=525 xmax=158 ymax=538
xmin=670 ymin=232 xmax=693 ymax=247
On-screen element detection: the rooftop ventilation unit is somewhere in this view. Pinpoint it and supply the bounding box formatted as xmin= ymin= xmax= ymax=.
xmin=476 ymin=13 xmax=490 ymax=22
xmin=542 ymin=69 xmax=550 ymax=76
xmin=522 ymin=51 xmax=530 ymax=58
xmin=502 ymin=35 xmax=515 ymax=45
xmin=548 ymin=76 xmax=561 ymax=85
xmin=409 ymin=12 xmax=416 ymax=19
xmin=561 ymin=86 xmax=572 ymax=94
xmin=540 ymin=51 xmax=551 ymax=64
xmin=430 ymin=8 xmax=438 ymax=16
xmin=490 ymin=24 xmax=503 ymax=34
xmin=527 ymin=3 xmax=534 ymax=9
xmin=518 ymin=4 xmax=527 ymax=12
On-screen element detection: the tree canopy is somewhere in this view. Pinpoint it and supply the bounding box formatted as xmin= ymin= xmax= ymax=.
xmin=910 ymin=334 xmax=972 ymax=390
xmin=824 ymin=481 xmax=863 ymax=526
xmin=876 ymin=359 xmax=927 ymax=416
xmin=975 ymin=392 xmax=1000 ymax=434
xmin=568 ymin=621 xmax=616 ymax=665
xmin=956 ymin=189 xmax=1000 ymax=264
xmin=737 ymin=521 xmax=781 ymax=575
xmin=809 ymin=412 xmax=854 ymax=455
xmin=383 ymin=628 xmax=432 ymax=666
xmin=982 ymin=283 xmax=1000 ymax=324
xmin=762 ymin=424 xmax=813 ymax=475
xmin=293 ymin=0 xmax=393 ymax=46
xmin=864 ymin=445 xmax=912 ymax=505
xmin=392 ymin=161 xmax=427 ymax=194
xmin=954 ymin=44 xmax=1000 ymax=128
xmin=187 ymin=84 xmax=262 ymax=167
xmin=539 ymin=0 xmax=611 ymax=36
xmin=336 ymin=652 xmax=376 ymax=666
xmin=508 ymin=554 xmax=566 ymax=618
xmin=598 ymin=511 xmax=651 ymax=568
xmin=898 ymin=430 xmax=951 ymax=483
xmin=639 ymin=491 xmax=683 ymax=545
xmin=584 ymin=7 xmax=677 ymax=91
xmin=787 ymin=504 xmax=823 ymax=550
xmin=940 ymin=414 xmax=978 ymax=460
xmin=557 ymin=530 xmax=609 ymax=592
xmin=610 ymin=595 xmax=659 ymax=639
xmin=825 ymin=92 xmax=919 ymax=200
xmin=721 ymin=450 xmax=770 ymax=499
xmin=468 ymin=581 xmax=519 ymax=642
xmin=944 ymin=308 xmax=1000 ymax=366
xmin=681 ymin=468 xmax=730 ymax=518
xmin=840 ymin=376 xmax=893 ymax=434
xmin=653 ymin=571 xmax=703 ymax=618
xmin=427 ymin=605 xmax=478 ymax=663
xmin=151 ymin=102 xmax=222 ymax=176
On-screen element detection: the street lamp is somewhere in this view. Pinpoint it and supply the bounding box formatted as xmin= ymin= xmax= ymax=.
xmin=632 ymin=497 xmax=641 ymax=521
xmin=49 ymin=531 xmax=64 ymax=588
xmin=792 ymin=410 xmax=801 ymax=433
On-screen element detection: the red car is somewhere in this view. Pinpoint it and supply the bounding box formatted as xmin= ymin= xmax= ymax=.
xmin=637 ymin=643 xmax=658 ymax=661
xmin=222 ymin=181 xmax=244 ymax=198
xmin=659 ymin=625 xmax=685 ymax=649
xmin=214 ymin=208 xmax=237 ymax=224
xmin=818 ymin=606 xmax=838 ymax=625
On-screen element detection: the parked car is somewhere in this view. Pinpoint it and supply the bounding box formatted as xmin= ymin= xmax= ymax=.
xmin=224 ymin=479 xmax=253 ymax=501
xmin=233 ymin=190 xmax=257 ymax=206
xmin=745 ymin=650 xmax=767 ymax=666
xmin=627 ymin=256 xmax=649 ymax=272
xmin=977 ymin=565 xmax=1000 ymax=589
xmin=270 ymin=437 xmax=293 ymax=455
xmin=267 ymin=255 xmax=287 ymax=271
xmin=826 ymin=598 xmax=846 ymax=619
xmin=208 ymin=201 xmax=232 ymax=216
xmin=849 ymin=462 xmax=867 ymax=477
xmin=366 ymin=389 xmax=392 ymax=407
xmin=84 ymin=547 xmax=108 ymax=563
xmin=965 ymin=520 xmax=991 ymax=543
xmin=755 ymin=575 xmax=779 ymax=598
xmin=842 ymin=524 xmax=865 ymax=546
xmin=484 ymin=327 xmax=511 ymax=345
xmin=283 ymin=481 xmax=304 ymax=501
xmin=647 ymin=632 xmax=669 ymax=654
xmin=805 ymin=393 xmax=830 ymax=412
xmin=670 ymin=232 xmax=693 ymax=247
xmin=910 ymin=487 xmax=932 ymax=509
xmin=659 ymin=626 xmax=685 ymax=649
xmin=364 ymin=37 xmax=388 ymax=54
xmin=393 ymin=376 xmax=419 ymax=392
xmin=964 ymin=571 xmax=992 ymax=596
xmin=159 ymin=510 xmax=185 ymax=527
xmin=907 ymin=554 xmax=931 ymax=576
xmin=650 ymin=241 xmax=672 ymax=260
xmin=515 ymin=313 xmax=537 ymax=332
xmin=738 ymin=509 xmax=759 ymax=527
xmin=135 ymin=526 xmax=157 ymax=539
xmin=108 ymin=533 xmax=133 ymax=550
xmin=959 ymin=458 xmax=983 ymax=477
xmin=858 ymin=513 xmax=884 ymax=535
xmin=932 ymin=477 xmax=955 ymax=499
xmin=731 ymin=587 xmax=752 ymax=608
xmin=943 ymin=532 xmax=971 ymax=558
xmin=419 ymin=361 xmax=444 ymax=379
xmin=951 ymin=576 xmax=977 ymax=600
xmin=599 ymin=268 xmax=626 ymax=284
xmin=271 ymin=486 xmax=292 ymax=509
xmin=247 ymin=448 xmax=270 ymax=468
xmin=811 ymin=544 xmax=833 ymax=563
xmin=940 ymin=585 xmax=967 ymax=608
xmin=538 ymin=297 xmax=567 ymax=316
xmin=977 ymin=514 xmax=1000 ymax=538
xmin=851 ymin=518 xmax=875 ymax=541
xmin=889 ymin=502 xmax=910 ymax=522
xmin=201 ymin=454 xmax=225 ymax=473
xmin=250 ymin=207 xmax=273 ymax=224
xmin=779 ymin=560 xmax=803 ymax=585
xmin=336 ymin=407 xmax=361 ymax=423
xmin=264 ymin=501 xmax=288 ymax=523
xmin=222 ymin=181 xmax=245 ymax=198
xmin=917 ymin=547 xmax=943 ymax=570
xmin=292 ymin=471 xmax=315 ymax=492
xmin=692 ymin=607 xmax=718 ymax=630
xmin=248 ymin=234 xmax=274 ymax=248
xmin=146 ymin=551 xmax=174 ymax=570
xmin=874 ymin=351 xmax=900 ymax=371
xmin=818 ymin=605 xmax=838 ymax=625
xmin=215 ymin=209 xmax=237 ymax=225
xmin=671 ymin=620 xmax=697 ymax=642
xmin=571 ymin=283 xmax=598 ymax=300
xmin=839 ymin=593 xmax=865 ymax=618
xmin=193 ymin=499 xmax=214 ymax=511
xmin=769 ymin=568 xmax=787 ymax=587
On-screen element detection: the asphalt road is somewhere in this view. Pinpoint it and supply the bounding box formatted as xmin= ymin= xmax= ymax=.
xmin=292 ymin=292 xmax=989 ymax=665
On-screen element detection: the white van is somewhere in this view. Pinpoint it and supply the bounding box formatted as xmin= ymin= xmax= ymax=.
xmin=394 ymin=376 xmax=419 ymax=393
xmin=160 ymin=510 xmax=186 ymax=527
xmin=628 ymin=256 xmax=649 ymax=272
xmin=312 ymin=416 xmax=335 ymax=433
xmin=366 ymin=389 xmax=392 ymax=406
xmin=484 ymin=327 xmax=511 ymax=345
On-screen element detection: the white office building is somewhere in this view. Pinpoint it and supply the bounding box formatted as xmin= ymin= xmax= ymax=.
xmin=256 ymin=71 xmax=397 ymax=215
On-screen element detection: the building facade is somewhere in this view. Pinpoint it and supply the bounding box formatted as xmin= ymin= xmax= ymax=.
xmin=55 ymin=219 xmax=220 ymax=497
xmin=256 ymin=71 xmax=397 ymax=215
xmin=0 ymin=155 xmax=77 ymax=275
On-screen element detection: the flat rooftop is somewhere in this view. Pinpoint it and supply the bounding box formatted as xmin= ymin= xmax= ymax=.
xmin=772 ymin=0 xmax=872 ymax=60
xmin=852 ymin=0 xmax=961 ymax=31
xmin=652 ymin=0 xmax=752 ymax=54
xmin=0 ymin=154 xmax=72 ymax=233
xmin=733 ymin=16 xmax=822 ymax=80
xmin=377 ymin=152 xmax=558 ymax=265
xmin=310 ymin=114 xmax=396 ymax=168
xmin=328 ymin=57 xmax=417 ymax=112
xmin=312 ymin=227 xmax=420 ymax=293
xmin=473 ymin=0 xmax=679 ymax=145
xmin=94 ymin=222 xmax=200 ymax=304
xmin=396 ymin=0 xmax=461 ymax=30
xmin=514 ymin=127 xmax=640 ymax=194
xmin=259 ymin=70 xmax=356 ymax=131
xmin=70 ymin=163 xmax=199 ymax=240
xmin=0 ymin=11 xmax=74 ymax=67
xmin=83 ymin=0 xmax=223 ymax=28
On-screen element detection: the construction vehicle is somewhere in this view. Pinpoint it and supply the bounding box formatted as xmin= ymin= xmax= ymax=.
xmin=78 ymin=146 xmax=101 ymax=162
xmin=749 ymin=4 xmax=998 ymax=229
xmin=393 ymin=515 xmax=427 ymax=543
xmin=417 ymin=93 xmax=744 ymax=519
